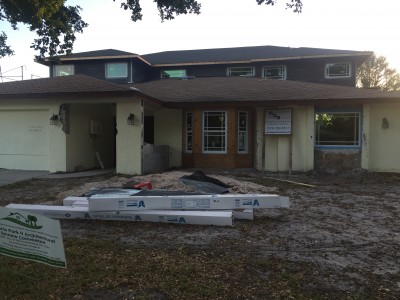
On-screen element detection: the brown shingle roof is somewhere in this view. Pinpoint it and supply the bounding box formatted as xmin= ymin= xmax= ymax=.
xmin=2 ymin=75 xmax=399 ymax=107
xmin=0 ymin=75 xmax=145 ymax=100
xmin=132 ymin=77 xmax=400 ymax=106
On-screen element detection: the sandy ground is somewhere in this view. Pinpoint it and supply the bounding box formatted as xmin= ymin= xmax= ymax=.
xmin=1 ymin=169 xmax=399 ymax=297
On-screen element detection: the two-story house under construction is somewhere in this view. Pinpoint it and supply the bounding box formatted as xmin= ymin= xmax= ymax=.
xmin=1 ymin=45 xmax=400 ymax=174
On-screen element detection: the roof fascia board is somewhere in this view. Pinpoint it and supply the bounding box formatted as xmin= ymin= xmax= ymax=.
xmin=163 ymin=97 xmax=399 ymax=108
xmin=0 ymin=90 xmax=164 ymax=105
xmin=53 ymin=54 xmax=140 ymax=61
xmin=150 ymin=52 xmax=373 ymax=67
xmin=40 ymin=54 xmax=153 ymax=66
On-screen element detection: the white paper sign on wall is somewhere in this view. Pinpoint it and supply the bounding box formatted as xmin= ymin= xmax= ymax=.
xmin=265 ymin=109 xmax=292 ymax=135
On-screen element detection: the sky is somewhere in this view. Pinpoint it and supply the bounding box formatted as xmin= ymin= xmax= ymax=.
xmin=0 ymin=0 xmax=399 ymax=81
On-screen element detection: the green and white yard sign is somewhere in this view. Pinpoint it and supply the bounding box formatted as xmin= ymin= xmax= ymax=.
xmin=0 ymin=206 xmax=66 ymax=268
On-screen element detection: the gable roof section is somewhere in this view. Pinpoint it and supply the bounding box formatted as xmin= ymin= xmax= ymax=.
xmin=132 ymin=77 xmax=400 ymax=107
xmin=141 ymin=45 xmax=372 ymax=66
xmin=0 ymin=75 xmax=158 ymax=102
xmin=39 ymin=49 xmax=139 ymax=65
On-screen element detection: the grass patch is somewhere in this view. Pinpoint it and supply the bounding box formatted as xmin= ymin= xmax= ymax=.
xmin=0 ymin=237 xmax=326 ymax=300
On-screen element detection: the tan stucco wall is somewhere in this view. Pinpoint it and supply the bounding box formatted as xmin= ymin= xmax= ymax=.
xmin=255 ymin=106 xmax=314 ymax=172
xmin=65 ymin=103 xmax=115 ymax=172
xmin=362 ymin=103 xmax=400 ymax=172
xmin=116 ymin=100 xmax=143 ymax=175
xmin=154 ymin=108 xmax=183 ymax=168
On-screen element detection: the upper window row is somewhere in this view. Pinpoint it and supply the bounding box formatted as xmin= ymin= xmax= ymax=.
xmin=227 ymin=66 xmax=287 ymax=79
xmin=54 ymin=63 xmax=128 ymax=78
xmin=161 ymin=62 xmax=351 ymax=80
xmin=160 ymin=66 xmax=288 ymax=79
xmin=226 ymin=62 xmax=352 ymax=79
xmin=53 ymin=61 xmax=352 ymax=80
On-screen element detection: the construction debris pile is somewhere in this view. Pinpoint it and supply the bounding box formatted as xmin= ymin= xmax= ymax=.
xmin=6 ymin=171 xmax=289 ymax=227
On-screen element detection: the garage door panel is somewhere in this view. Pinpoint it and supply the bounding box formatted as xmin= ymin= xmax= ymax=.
xmin=0 ymin=110 xmax=49 ymax=170
xmin=0 ymin=138 xmax=49 ymax=155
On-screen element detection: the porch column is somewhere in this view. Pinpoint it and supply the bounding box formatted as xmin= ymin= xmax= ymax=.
xmin=305 ymin=105 xmax=315 ymax=171
xmin=254 ymin=107 xmax=265 ymax=171
xmin=116 ymin=100 xmax=143 ymax=175
xmin=361 ymin=104 xmax=370 ymax=170
xmin=48 ymin=103 xmax=67 ymax=172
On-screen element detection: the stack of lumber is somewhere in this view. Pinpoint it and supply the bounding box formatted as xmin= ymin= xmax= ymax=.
xmin=6 ymin=189 xmax=289 ymax=227
xmin=6 ymin=174 xmax=289 ymax=227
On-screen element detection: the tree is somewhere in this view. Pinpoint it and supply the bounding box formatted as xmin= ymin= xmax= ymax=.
xmin=0 ymin=0 xmax=302 ymax=60
xmin=357 ymin=54 xmax=400 ymax=92
xmin=0 ymin=0 xmax=88 ymax=60
xmin=0 ymin=31 xmax=13 ymax=57
xmin=256 ymin=0 xmax=302 ymax=13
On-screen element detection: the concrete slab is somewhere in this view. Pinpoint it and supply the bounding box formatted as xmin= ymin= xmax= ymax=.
xmin=40 ymin=168 xmax=114 ymax=179
xmin=0 ymin=168 xmax=114 ymax=187
xmin=0 ymin=169 xmax=50 ymax=187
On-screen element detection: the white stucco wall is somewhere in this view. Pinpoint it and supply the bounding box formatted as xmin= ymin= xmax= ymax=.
xmin=292 ymin=105 xmax=315 ymax=171
xmin=65 ymin=103 xmax=115 ymax=172
xmin=154 ymin=108 xmax=183 ymax=168
xmin=116 ymin=100 xmax=143 ymax=175
xmin=255 ymin=106 xmax=314 ymax=172
xmin=362 ymin=102 xmax=400 ymax=172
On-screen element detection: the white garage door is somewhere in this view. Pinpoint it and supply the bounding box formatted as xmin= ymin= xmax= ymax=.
xmin=0 ymin=110 xmax=49 ymax=170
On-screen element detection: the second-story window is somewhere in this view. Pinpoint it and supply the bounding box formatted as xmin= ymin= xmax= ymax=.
xmin=54 ymin=65 xmax=74 ymax=76
xmin=106 ymin=62 xmax=128 ymax=78
xmin=161 ymin=69 xmax=186 ymax=78
xmin=227 ymin=67 xmax=255 ymax=77
xmin=325 ymin=62 xmax=351 ymax=78
xmin=262 ymin=65 xmax=287 ymax=80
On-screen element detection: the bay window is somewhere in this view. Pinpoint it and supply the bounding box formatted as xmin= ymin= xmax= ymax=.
xmin=202 ymin=111 xmax=227 ymax=153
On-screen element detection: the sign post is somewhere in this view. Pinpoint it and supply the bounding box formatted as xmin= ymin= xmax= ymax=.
xmin=0 ymin=206 xmax=66 ymax=268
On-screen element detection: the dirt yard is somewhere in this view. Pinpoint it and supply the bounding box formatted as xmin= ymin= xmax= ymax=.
xmin=1 ymin=169 xmax=399 ymax=299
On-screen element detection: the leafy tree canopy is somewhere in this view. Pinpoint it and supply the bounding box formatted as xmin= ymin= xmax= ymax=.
xmin=357 ymin=54 xmax=400 ymax=92
xmin=0 ymin=0 xmax=302 ymax=60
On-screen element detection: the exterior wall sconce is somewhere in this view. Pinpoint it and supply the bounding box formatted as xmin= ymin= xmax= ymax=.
xmin=127 ymin=113 xmax=135 ymax=125
xmin=50 ymin=114 xmax=59 ymax=125
xmin=382 ymin=117 xmax=389 ymax=129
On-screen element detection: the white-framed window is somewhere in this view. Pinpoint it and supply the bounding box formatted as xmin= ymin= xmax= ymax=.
xmin=53 ymin=65 xmax=74 ymax=76
xmin=315 ymin=112 xmax=361 ymax=147
xmin=262 ymin=65 xmax=287 ymax=80
xmin=202 ymin=111 xmax=227 ymax=153
xmin=238 ymin=111 xmax=248 ymax=153
xmin=161 ymin=69 xmax=186 ymax=78
xmin=185 ymin=112 xmax=193 ymax=153
xmin=325 ymin=62 xmax=351 ymax=78
xmin=227 ymin=66 xmax=255 ymax=77
xmin=106 ymin=62 xmax=128 ymax=78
